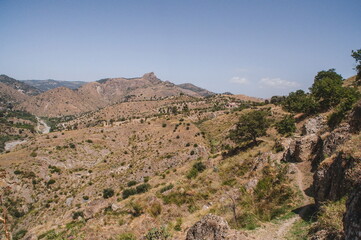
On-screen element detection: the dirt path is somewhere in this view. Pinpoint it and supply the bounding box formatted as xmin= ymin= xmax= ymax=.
xmin=247 ymin=162 xmax=313 ymax=240
xmin=36 ymin=117 xmax=51 ymax=134
xmin=4 ymin=140 xmax=27 ymax=151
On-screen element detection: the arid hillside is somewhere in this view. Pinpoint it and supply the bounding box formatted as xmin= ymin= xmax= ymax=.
xmin=17 ymin=73 xmax=215 ymax=117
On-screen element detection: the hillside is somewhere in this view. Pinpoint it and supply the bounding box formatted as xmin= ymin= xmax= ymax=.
xmin=16 ymin=73 xmax=215 ymax=117
xmin=177 ymin=83 xmax=214 ymax=97
xmin=0 ymin=72 xmax=360 ymax=240
xmin=22 ymin=80 xmax=86 ymax=91
xmin=0 ymin=75 xmax=42 ymax=96
xmin=0 ymin=82 xmax=29 ymax=109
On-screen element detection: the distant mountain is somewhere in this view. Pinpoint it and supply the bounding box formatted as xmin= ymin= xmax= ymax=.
xmin=0 ymin=75 xmax=42 ymax=95
xmin=17 ymin=72 xmax=214 ymax=117
xmin=177 ymin=83 xmax=215 ymax=97
xmin=22 ymin=79 xmax=87 ymax=91
xmin=0 ymin=82 xmax=29 ymax=109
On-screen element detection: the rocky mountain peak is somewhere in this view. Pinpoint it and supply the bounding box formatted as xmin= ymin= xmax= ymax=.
xmin=142 ymin=72 xmax=161 ymax=84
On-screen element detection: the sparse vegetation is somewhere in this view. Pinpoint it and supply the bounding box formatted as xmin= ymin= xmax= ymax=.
xmin=103 ymin=188 xmax=115 ymax=199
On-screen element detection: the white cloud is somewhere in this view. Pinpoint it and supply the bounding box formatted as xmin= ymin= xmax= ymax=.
xmin=230 ymin=76 xmax=249 ymax=85
xmin=259 ymin=77 xmax=299 ymax=89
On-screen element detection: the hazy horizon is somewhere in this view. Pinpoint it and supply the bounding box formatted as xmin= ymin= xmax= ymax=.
xmin=1 ymin=0 xmax=360 ymax=98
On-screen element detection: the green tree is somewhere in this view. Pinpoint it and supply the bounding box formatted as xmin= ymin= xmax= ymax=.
xmin=351 ymin=49 xmax=361 ymax=82
xmin=282 ymin=90 xmax=318 ymax=114
xmin=276 ymin=115 xmax=296 ymax=136
xmin=229 ymin=110 xmax=270 ymax=145
xmin=310 ymin=69 xmax=344 ymax=110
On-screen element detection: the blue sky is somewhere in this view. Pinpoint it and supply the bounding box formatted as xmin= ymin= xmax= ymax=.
xmin=0 ymin=0 xmax=360 ymax=97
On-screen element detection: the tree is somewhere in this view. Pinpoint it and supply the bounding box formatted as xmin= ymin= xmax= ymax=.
xmin=282 ymin=90 xmax=318 ymax=114
xmin=229 ymin=110 xmax=270 ymax=145
xmin=351 ymin=49 xmax=361 ymax=82
xmin=310 ymin=69 xmax=344 ymax=110
xmin=276 ymin=115 xmax=296 ymax=136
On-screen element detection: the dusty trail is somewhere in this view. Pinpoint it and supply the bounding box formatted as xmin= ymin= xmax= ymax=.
xmin=247 ymin=162 xmax=313 ymax=240
xmin=36 ymin=117 xmax=51 ymax=134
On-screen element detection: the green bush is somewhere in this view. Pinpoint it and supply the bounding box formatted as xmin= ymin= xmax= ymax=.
xmin=136 ymin=183 xmax=151 ymax=194
xmin=127 ymin=180 xmax=137 ymax=187
xmin=47 ymin=179 xmax=56 ymax=185
xmin=276 ymin=115 xmax=296 ymax=136
xmin=145 ymin=226 xmax=171 ymax=240
xmin=122 ymin=188 xmax=137 ymax=199
xmin=186 ymin=162 xmax=206 ymax=179
xmin=72 ymin=211 xmax=84 ymax=220
xmin=103 ymin=188 xmax=115 ymax=199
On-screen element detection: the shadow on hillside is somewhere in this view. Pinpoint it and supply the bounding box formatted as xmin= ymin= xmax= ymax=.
xmin=292 ymin=204 xmax=317 ymax=222
xmin=304 ymin=185 xmax=314 ymax=198
xmin=222 ymin=141 xmax=262 ymax=158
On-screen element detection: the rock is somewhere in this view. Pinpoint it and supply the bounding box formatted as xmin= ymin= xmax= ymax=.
xmin=344 ymin=185 xmax=361 ymax=240
xmin=313 ymin=153 xmax=361 ymax=204
xmin=322 ymin=124 xmax=350 ymax=157
xmin=186 ymin=214 xmax=245 ymax=240
xmin=282 ymin=134 xmax=318 ymax=162
xmin=66 ymin=197 xmax=74 ymax=207
xmin=349 ymin=100 xmax=361 ymax=133
xmin=111 ymin=203 xmax=120 ymax=211
xmin=302 ymin=115 xmax=325 ymax=135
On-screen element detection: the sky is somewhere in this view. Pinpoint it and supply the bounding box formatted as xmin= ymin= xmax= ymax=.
xmin=0 ymin=0 xmax=360 ymax=98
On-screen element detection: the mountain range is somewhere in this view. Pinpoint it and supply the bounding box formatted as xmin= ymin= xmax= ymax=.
xmin=0 ymin=72 xmax=215 ymax=116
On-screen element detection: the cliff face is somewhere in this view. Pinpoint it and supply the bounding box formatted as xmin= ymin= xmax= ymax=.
xmin=344 ymin=186 xmax=361 ymax=239
xmin=313 ymin=153 xmax=361 ymax=204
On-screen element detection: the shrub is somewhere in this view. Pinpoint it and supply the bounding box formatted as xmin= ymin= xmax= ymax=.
xmin=127 ymin=180 xmax=137 ymax=187
xmin=72 ymin=211 xmax=84 ymax=220
xmin=69 ymin=143 xmax=76 ymax=149
xmin=174 ymin=218 xmax=182 ymax=231
xmin=149 ymin=202 xmax=162 ymax=217
xmin=136 ymin=183 xmax=151 ymax=194
xmin=130 ymin=202 xmax=143 ymax=217
xmin=103 ymin=188 xmax=115 ymax=199
xmin=190 ymin=150 xmax=195 ymax=155
xmin=276 ymin=115 xmax=296 ymax=136
xmin=82 ymin=196 xmax=89 ymax=200
xmin=186 ymin=162 xmax=206 ymax=179
xmin=13 ymin=229 xmax=27 ymax=240
xmin=47 ymin=179 xmax=56 ymax=185
xmin=30 ymin=151 xmax=37 ymax=157
xmin=162 ymin=123 xmax=167 ymax=128
xmin=123 ymin=188 xmax=137 ymax=199
xmin=85 ymin=139 xmax=93 ymax=143
xmin=145 ymin=226 xmax=171 ymax=240
xmin=116 ymin=233 xmax=137 ymax=240
xmin=160 ymin=184 xmax=174 ymax=193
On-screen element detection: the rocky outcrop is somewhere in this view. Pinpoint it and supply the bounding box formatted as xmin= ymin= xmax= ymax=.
xmin=282 ymin=134 xmax=318 ymax=162
xmin=344 ymin=185 xmax=361 ymax=240
xmin=349 ymin=100 xmax=361 ymax=133
xmin=186 ymin=214 xmax=245 ymax=240
xmin=313 ymin=153 xmax=361 ymax=204
xmin=302 ymin=115 xmax=326 ymax=135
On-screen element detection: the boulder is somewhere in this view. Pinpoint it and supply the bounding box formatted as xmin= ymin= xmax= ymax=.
xmin=186 ymin=214 xmax=245 ymax=240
